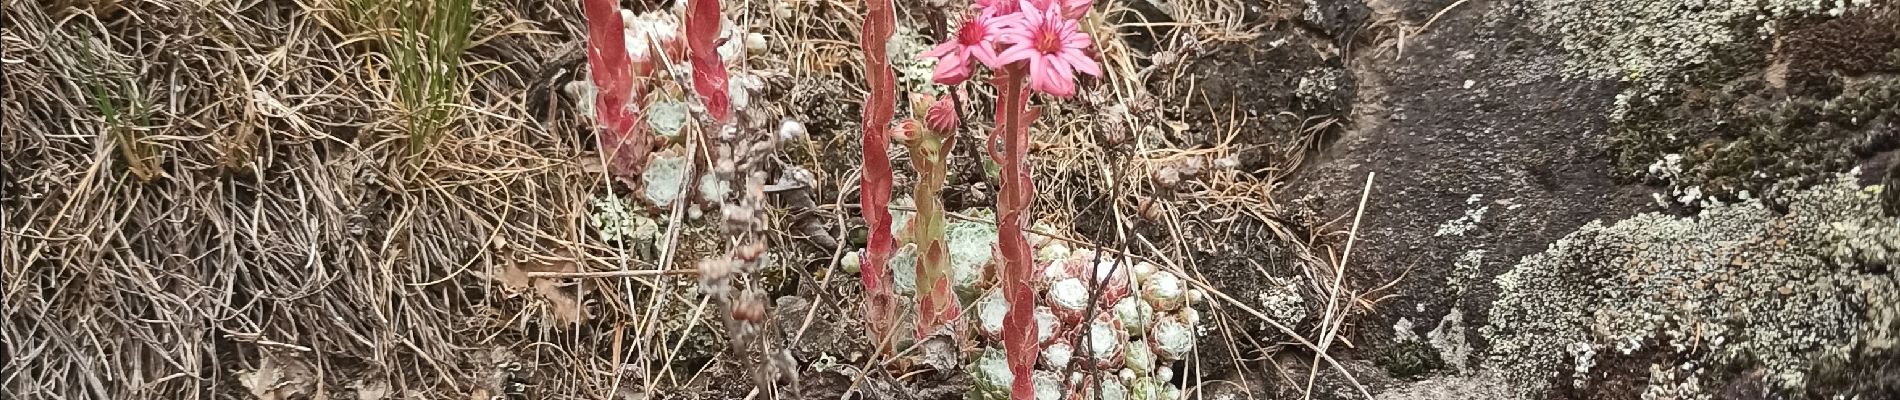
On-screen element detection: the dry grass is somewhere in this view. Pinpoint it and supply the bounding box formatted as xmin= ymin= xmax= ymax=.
xmin=0 ymin=0 xmax=662 ymax=398
xmin=2 ymin=0 xmax=1385 ymax=398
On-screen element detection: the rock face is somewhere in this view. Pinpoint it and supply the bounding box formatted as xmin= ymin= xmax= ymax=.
xmin=1484 ymin=176 xmax=1899 ymax=398
xmin=1281 ymin=0 xmax=1899 ymax=398
xmin=1293 ymin=0 xmax=1659 ymax=387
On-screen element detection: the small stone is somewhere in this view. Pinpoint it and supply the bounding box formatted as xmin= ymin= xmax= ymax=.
xmin=744 ymin=33 xmax=768 ymax=53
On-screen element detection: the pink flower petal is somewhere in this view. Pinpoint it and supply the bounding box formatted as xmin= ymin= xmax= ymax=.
xmin=1044 ymin=73 xmax=1073 ymax=97
xmin=1039 ymin=57 xmax=1067 ymax=87
xmin=1064 ymin=52 xmax=1100 ymax=77
xmin=997 ymin=44 xmax=1039 ymax=64
xmin=972 ymin=45 xmax=1003 ymax=67
xmin=1048 ymin=54 xmax=1074 ymax=82
xmin=1027 ymin=53 xmax=1048 ymax=82
xmin=1062 ymin=31 xmax=1091 ymax=49
xmin=1017 ymin=0 xmax=1043 ymax=16
xmin=979 ymin=0 xmax=1021 ymax=15
xmin=1063 ymin=0 xmax=1093 ymax=18
xmin=931 ymin=51 xmax=973 ymax=84
xmin=923 ymin=41 xmax=959 ymax=59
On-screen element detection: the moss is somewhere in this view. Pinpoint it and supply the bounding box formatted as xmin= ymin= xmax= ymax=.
xmin=1568 ymin=3 xmax=1899 ymax=206
xmin=1481 ymin=175 xmax=1900 ymax=398
xmin=1377 ymin=340 xmax=1447 ymax=380
xmin=1780 ymin=8 xmax=1900 ymax=96
xmin=1373 ymin=374 xmax=1516 ymax=400
xmin=1612 ymin=74 xmax=1899 ymax=205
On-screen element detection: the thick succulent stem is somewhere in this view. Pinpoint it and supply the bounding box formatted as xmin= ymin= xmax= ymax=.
xmin=993 ymin=64 xmax=1038 ymax=400
xmin=859 ymin=0 xmax=901 ymax=351
xmin=580 ymin=0 xmax=652 ymax=184
xmin=684 ymin=0 xmax=729 ymax=123
xmin=906 ymin=104 xmax=959 ymax=340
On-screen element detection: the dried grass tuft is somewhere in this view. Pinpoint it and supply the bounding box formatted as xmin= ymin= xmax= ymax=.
xmin=1 ymin=0 xmax=674 ymax=398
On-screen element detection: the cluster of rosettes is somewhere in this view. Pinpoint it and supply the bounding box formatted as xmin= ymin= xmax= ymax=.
xmin=924 ymin=0 xmax=1102 ymax=97
xmin=970 ymin=243 xmax=1202 ymax=400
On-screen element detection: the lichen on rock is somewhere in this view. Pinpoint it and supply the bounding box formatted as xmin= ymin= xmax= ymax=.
xmin=1482 ymin=175 xmax=1899 ymax=397
xmin=1522 ymin=0 xmax=1897 ymax=207
xmin=1518 ymin=0 xmax=1869 ymax=88
xmin=1614 ymin=74 xmax=1900 ymax=204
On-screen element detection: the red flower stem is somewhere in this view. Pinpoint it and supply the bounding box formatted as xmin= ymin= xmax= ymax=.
xmin=684 ymin=0 xmax=730 ymax=123
xmin=581 ymin=0 xmax=652 ymax=181
xmin=993 ymin=63 xmax=1037 ymax=400
xmin=859 ymin=0 xmax=901 ymax=351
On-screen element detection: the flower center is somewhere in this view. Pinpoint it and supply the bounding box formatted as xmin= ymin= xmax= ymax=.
xmin=1034 ymin=28 xmax=1061 ymax=53
xmin=958 ymin=22 xmax=986 ymax=45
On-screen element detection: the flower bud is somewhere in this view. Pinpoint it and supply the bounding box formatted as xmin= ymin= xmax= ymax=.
xmin=892 ymin=120 xmax=917 ymax=143
xmin=925 ymin=95 xmax=959 ymax=134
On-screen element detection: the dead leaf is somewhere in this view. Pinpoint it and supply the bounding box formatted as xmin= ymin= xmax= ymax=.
xmin=578 ymin=154 xmax=608 ymax=175
xmin=495 ymin=253 xmax=591 ymax=324
xmin=237 ymin=350 xmax=316 ymax=400
xmin=350 ymin=379 xmax=390 ymax=400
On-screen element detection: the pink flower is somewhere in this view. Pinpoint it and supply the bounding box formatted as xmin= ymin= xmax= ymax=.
xmin=975 ymin=0 xmax=1022 ymax=15
xmin=996 ymin=1 xmax=1100 ymax=98
xmin=922 ymin=9 xmax=1014 ymax=85
xmin=1051 ymin=0 xmax=1093 ymax=18
xmin=1004 ymin=0 xmax=1091 ymax=18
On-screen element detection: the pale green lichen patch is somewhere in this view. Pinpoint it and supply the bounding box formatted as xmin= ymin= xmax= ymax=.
xmin=1519 ymin=0 xmax=1868 ymax=87
xmin=1482 ymin=175 xmax=1899 ymax=397
xmin=590 ymin=193 xmax=659 ymax=245
xmin=1447 ymin=250 xmax=1486 ymax=298
xmin=887 ymin=26 xmax=943 ymax=97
